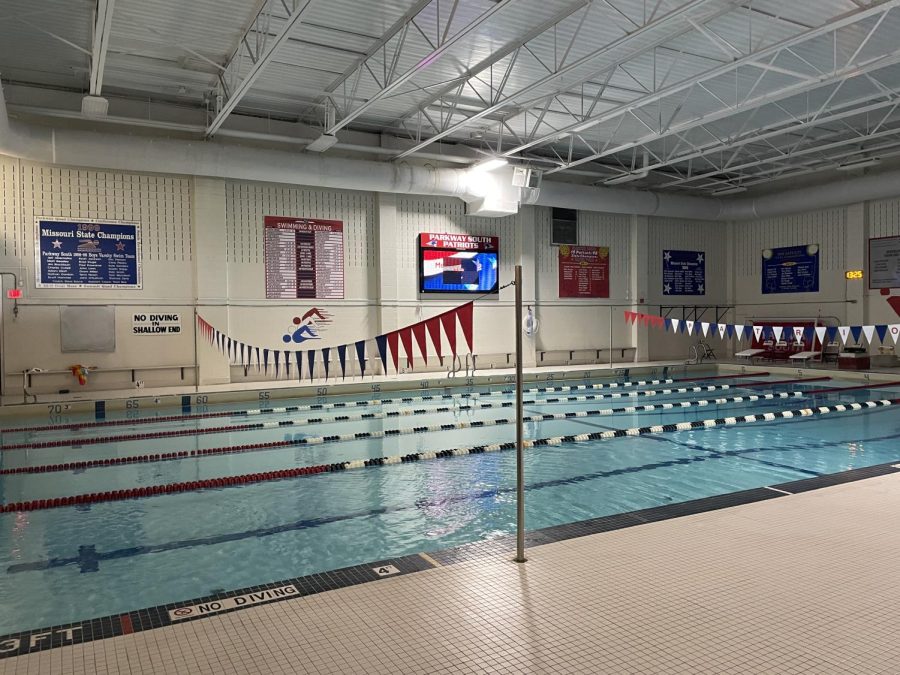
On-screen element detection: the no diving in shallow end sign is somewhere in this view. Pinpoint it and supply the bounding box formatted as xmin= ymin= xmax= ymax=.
xmin=168 ymin=584 xmax=298 ymax=621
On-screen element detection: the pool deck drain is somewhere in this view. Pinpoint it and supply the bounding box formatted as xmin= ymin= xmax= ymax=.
xmin=2 ymin=458 xmax=900 ymax=660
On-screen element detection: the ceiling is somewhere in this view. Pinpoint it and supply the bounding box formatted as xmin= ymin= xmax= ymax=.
xmin=3 ymin=0 xmax=900 ymax=195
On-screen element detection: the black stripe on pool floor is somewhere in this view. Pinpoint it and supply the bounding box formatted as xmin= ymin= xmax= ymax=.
xmin=2 ymin=459 xmax=899 ymax=659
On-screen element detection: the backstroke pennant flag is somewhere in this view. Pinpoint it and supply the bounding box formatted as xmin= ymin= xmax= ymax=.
xmin=793 ymin=327 xmax=804 ymax=344
xmin=700 ymin=322 xmax=710 ymax=337
xmin=295 ymin=351 xmax=303 ymax=381
xmin=440 ymin=310 xmax=458 ymax=359
xmin=850 ymin=325 xmax=863 ymax=344
xmin=772 ymin=326 xmax=783 ymax=342
xmin=412 ymin=321 xmax=429 ymax=365
xmin=838 ymin=326 xmax=851 ymax=345
xmin=273 ymin=350 xmax=280 ymax=378
xmin=862 ymin=325 xmax=876 ymax=345
xmin=307 ymin=350 xmax=316 ymax=381
xmin=375 ymin=334 xmax=389 ymax=373
xmin=891 ymin=325 xmax=900 ymax=345
xmin=399 ymin=326 xmax=414 ymax=369
xmin=815 ymin=326 xmax=827 ymax=346
xmin=284 ymin=350 xmax=290 ymax=378
xmin=671 ymin=318 xmax=680 ymax=333
xmin=753 ymin=325 xmax=763 ymax=342
xmin=322 ymin=347 xmax=331 ymax=380
xmin=387 ymin=331 xmax=400 ymax=373
xmin=426 ymin=316 xmax=443 ymax=364
xmin=457 ymin=301 xmax=474 ymax=354
xmin=685 ymin=320 xmax=695 ymax=335
xmin=875 ymin=325 xmax=888 ymax=345
xmin=355 ymin=340 xmax=366 ymax=377
xmin=262 ymin=349 xmax=270 ymax=374
xmin=826 ymin=326 xmax=838 ymax=344
xmin=337 ymin=344 xmax=347 ymax=379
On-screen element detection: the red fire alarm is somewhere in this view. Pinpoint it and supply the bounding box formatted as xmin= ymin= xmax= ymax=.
xmin=7 ymin=289 xmax=22 ymax=299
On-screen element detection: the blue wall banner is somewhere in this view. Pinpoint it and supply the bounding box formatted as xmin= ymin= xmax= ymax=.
xmin=761 ymin=244 xmax=819 ymax=294
xmin=35 ymin=218 xmax=141 ymax=289
xmin=662 ymin=250 xmax=705 ymax=295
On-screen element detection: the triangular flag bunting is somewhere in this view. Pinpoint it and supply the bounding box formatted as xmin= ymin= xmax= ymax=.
xmin=753 ymin=325 xmax=763 ymax=342
xmin=355 ymin=340 xmax=366 ymax=377
xmin=457 ymin=302 xmax=474 ymax=353
xmin=337 ymin=345 xmax=347 ymax=379
xmin=440 ymin=310 xmax=458 ymax=358
xmin=375 ymin=334 xmax=389 ymax=373
xmin=273 ymin=350 xmax=280 ymax=378
xmin=875 ymin=325 xmax=888 ymax=344
xmin=399 ymin=327 xmax=414 ymax=369
xmin=700 ymin=322 xmax=710 ymax=337
xmin=686 ymin=320 xmax=695 ymax=335
xmin=803 ymin=327 xmax=814 ymax=343
xmin=862 ymin=325 xmax=875 ymax=345
xmin=718 ymin=323 xmax=727 ymax=339
xmin=322 ymin=347 xmax=331 ymax=380
xmin=307 ymin=350 xmax=316 ymax=381
xmin=426 ymin=316 xmax=443 ymax=364
xmin=295 ymin=351 xmax=303 ymax=381
xmin=284 ymin=350 xmax=291 ymax=377
xmin=891 ymin=325 xmax=900 ymax=345
xmin=387 ymin=331 xmax=400 ymax=373
xmin=772 ymin=326 xmax=783 ymax=342
xmin=815 ymin=326 xmax=827 ymax=346
xmin=664 ymin=318 xmax=673 ymax=332
xmin=671 ymin=319 xmax=680 ymax=333
xmin=838 ymin=326 xmax=851 ymax=345
xmin=826 ymin=326 xmax=838 ymax=343
xmin=793 ymin=327 xmax=804 ymax=344
xmin=850 ymin=325 xmax=863 ymax=344
xmin=412 ymin=322 xmax=429 ymax=365
xmin=727 ymin=324 xmax=736 ymax=339
xmin=262 ymin=349 xmax=269 ymax=373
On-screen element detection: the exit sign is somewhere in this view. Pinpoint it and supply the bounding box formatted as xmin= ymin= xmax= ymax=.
xmin=6 ymin=289 xmax=21 ymax=299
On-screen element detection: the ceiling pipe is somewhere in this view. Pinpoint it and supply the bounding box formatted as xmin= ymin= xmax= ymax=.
xmin=5 ymin=82 xmax=900 ymax=221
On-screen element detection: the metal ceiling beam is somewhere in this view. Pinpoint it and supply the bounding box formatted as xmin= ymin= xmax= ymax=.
xmin=323 ymin=0 xmax=517 ymax=136
xmin=388 ymin=0 xmax=590 ymax=129
xmin=206 ymin=0 xmax=314 ymax=137
xmin=89 ymin=0 xmax=116 ymax=96
xmin=528 ymin=0 xmax=900 ymax=173
xmin=393 ymin=0 xmax=727 ymax=160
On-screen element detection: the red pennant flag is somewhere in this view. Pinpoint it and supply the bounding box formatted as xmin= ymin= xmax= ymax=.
xmin=456 ymin=302 xmax=474 ymax=353
xmin=426 ymin=316 xmax=443 ymax=364
xmin=387 ymin=331 xmax=400 ymax=372
xmin=624 ymin=311 xmax=634 ymax=324
xmin=412 ymin=321 xmax=429 ymax=365
xmin=440 ymin=310 xmax=458 ymax=358
xmin=399 ymin=326 xmax=414 ymax=369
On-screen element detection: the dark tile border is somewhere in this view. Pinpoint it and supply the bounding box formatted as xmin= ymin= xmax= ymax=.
xmin=3 ymin=461 xmax=899 ymax=659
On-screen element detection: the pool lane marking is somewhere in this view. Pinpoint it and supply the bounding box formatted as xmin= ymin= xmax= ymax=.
xmin=3 ymin=373 xmax=772 ymax=436
xmin=764 ymin=486 xmax=794 ymax=495
xmin=0 ymin=377 xmax=809 ymax=451
xmin=0 ymin=399 xmax=893 ymax=513
xmin=1 ymin=391 xmax=811 ymax=474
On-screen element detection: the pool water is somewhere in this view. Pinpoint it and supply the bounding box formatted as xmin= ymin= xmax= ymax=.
xmin=2 ymin=371 xmax=899 ymax=635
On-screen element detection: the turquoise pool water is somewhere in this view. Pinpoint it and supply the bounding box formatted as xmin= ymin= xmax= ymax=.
xmin=1 ymin=371 xmax=899 ymax=634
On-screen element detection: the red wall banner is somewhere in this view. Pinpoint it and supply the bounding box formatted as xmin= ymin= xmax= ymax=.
xmin=558 ymin=245 xmax=610 ymax=298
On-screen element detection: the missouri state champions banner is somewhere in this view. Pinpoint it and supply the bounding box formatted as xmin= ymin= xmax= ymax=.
xmin=558 ymin=245 xmax=610 ymax=298
xmin=663 ymin=250 xmax=705 ymax=296
xmin=35 ymin=218 xmax=141 ymax=289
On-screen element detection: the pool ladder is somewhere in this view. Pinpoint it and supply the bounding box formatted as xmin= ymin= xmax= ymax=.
xmin=447 ymin=353 xmax=476 ymax=378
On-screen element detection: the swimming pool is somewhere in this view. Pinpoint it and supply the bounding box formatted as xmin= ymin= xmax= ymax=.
xmin=2 ymin=369 xmax=900 ymax=638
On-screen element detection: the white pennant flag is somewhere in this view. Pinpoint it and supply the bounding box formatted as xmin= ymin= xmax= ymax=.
xmin=773 ymin=326 xmax=784 ymax=342
xmin=701 ymin=322 xmax=710 ymax=337
xmin=735 ymin=324 xmax=745 ymax=341
xmin=686 ymin=320 xmax=695 ymax=335
xmin=718 ymin=324 xmax=727 ymax=339
xmin=891 ymin=324 xmax=900 ymax=345
xmin=671 ymin=318 xmax=680 ymax=333
xmin=815 ymin=326 xmax=827 ymax=346
xmin=862 ymin=325 xmax=875 ymax=345
xmin=838 ymin=326 xmax=851 ymax=345
xmin=753 ymin=325 xmax=763 ymax=342
xmin=793 ymin=327 xmax=804 ymax=344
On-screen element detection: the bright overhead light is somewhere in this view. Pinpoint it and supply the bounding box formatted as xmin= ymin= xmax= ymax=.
xmin=837 ymin=157 xmax=880 ymax=171
xmin=473 ymin=157 xmax=508 ymax=172
xmin=712 ymin=185 xmax=748 ymax=196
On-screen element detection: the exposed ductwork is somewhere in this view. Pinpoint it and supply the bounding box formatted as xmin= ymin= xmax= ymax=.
xmin=3 ymin=82 xmax=900 ymax=221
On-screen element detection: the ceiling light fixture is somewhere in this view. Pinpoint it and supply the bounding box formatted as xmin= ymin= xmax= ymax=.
xmin=306 ymin=133 xmax=338 ymax=152
xmin=604 ymin=172 xmax=645 ymax=185
xmin=473 ymin=157 xmax=508 ymax=172
xmin=712 ymin=185 xmax=748 ymax=196
xmin=836 ymin=157 xmax=880 ymax=171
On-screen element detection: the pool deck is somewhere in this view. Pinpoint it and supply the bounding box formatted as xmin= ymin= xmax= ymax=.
xmin=4 ymin=472 xmax=899 ymax=674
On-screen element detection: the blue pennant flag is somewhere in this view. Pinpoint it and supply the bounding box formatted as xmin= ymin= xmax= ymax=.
xmin=255 ymin=347 xmax=261 ymax=371
xmin=664 ymin=318 xmax=672 ymax=332
xmin=216 ymin=331 xmax=223 ymax=352
xmin=355 ymin=340 xmax=366 ymax=377
xmin=679 ymin=321 xmax=686 ymax=334
xmin=239 ymin=343 xmax=246 ymax=366
xmin=295 ymin=351 xmax=303 ymax=381
xmin=876 ymin=324 xmax=889 ymax=343
xmin=803 ymin=327 xmax=814 ymax=342
xmin=826 ymin=326 xmax=838 ymax=343
xmin=263 ymin=349 xmax=269 ymax=374
xmin=850 ymin=325 xmax=863 ymax=344
xmin=273 ymin=350 xmax=280 ymax=378
xmin=322 ymin=347 xmax=331 ymax=380
xmin=284 ymin=350 xmax=291 ymax=377
xmin=375 ymin=334 xmax=389 ymax=373
xmin=726 ymin=324 xmax=734 ymax=339
xmin=337 ymin=345 xmax=347 ymax=379
xmin=307 ymin=349 xmax=316 ymax=381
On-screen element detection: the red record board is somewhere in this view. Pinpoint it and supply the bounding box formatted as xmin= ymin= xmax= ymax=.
xmin=264 ymin=216 xmax=344 ymax=299
xmin=558 ymin=245 xmax=609 ymax=298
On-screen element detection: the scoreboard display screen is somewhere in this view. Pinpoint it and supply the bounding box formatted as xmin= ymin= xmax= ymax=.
xmin=419 ymin=233 xmax=499 ymax=294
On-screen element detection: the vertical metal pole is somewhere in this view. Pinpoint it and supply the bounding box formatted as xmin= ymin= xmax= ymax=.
xmin=514 ymin=265 xmax=526 ymax=563
xmin=609 ymin=305 xmax=613 ymax=368
xmin=193 ymin=307 xmax=200 ymax=393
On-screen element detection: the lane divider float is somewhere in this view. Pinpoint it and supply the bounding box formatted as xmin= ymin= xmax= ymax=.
xmin=3 ymin=373 xmax=772 ymax=435
xmin=0 ymin=391 xmax=810 ymax=474
xmin=0 ymin=380 xmax=793 ymax=450
xmin=0 ymin=399 xmax=891 ymax=513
